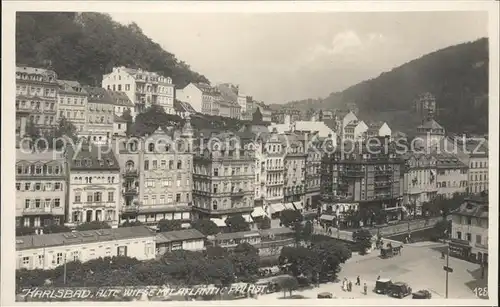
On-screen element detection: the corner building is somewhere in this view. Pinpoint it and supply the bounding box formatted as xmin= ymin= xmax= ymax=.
xmin=16 ymin=149 xmax=66 ymax=228
xmin=114 ymin=120 xmax=194 ymax=226
xmin=192 ymin=132 xmax=255 ymax=223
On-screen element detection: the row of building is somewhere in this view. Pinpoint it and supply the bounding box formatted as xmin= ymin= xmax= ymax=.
xmin=15 ymin=225 xmax=295 ymax=270
xmin=15 ymin=65 xmax=275 ymax=145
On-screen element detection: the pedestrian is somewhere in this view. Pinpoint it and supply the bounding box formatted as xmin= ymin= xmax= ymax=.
xmin=348 ymin=281 xmax=352 ymax=292
xmin=363 ymin=283 xmax=367 ymax=295
xmin=356 ymin=276 xmax=360 ymax=286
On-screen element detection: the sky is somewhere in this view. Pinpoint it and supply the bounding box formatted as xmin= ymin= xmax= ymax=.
xmin=109 ymin=11 xmax=487 ymax=104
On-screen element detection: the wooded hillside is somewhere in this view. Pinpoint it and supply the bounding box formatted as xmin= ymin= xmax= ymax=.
xmin=16 ymin=12 xmax=209 ymax=88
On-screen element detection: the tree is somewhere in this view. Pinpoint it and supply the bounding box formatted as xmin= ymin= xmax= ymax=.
xmin=43 ymin=224 xmax=71 ymax=234
xmin=204 ymin=246 xmax=229 ymax=260
xmin=230 ymin=243 xmax=259 ymax=282
xmin=190 ymin=219 xmax=220 ymax=236
xmin=206 ymin=258 xmax=235 ymax=287
xmin=277 ymin=276 xmax=299 ymax=298
xmin=310 ymin=239 xmax=352 ymax=281
xmin=279 ymin=246 xmax=320 ymax=279
xmin=225 ymin=215 xmax=250 ymax=233
xmin=24 ymin=118 xmax=40 ymax=139
xmin=302 ymin=220 xmax=313 ymax=242
xmin=75 ymin=221 xmax=111 ymax=231
xmin=257 ymin=216 xmax=271 ymax=230
xmin=157 ymin=219 xmax=182 ymax=232
xmin=279 ymin=209 xmax=303 ymax=228
xmin=352 ymin=229 xmax=373 ymax=255
xmin=431 ymin=219 xmax=452 ymax=241
xmin=54 ymin=116 xmax=78 ymax=145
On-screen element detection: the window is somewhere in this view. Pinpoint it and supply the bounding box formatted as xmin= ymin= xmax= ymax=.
xmin=151 ymin=195 xmax=156 ymax=205
xmin=108 ymin=192 xmax=114 ymax=202
xmin=466 ymin=233 xmax=471 ymax=242
xmin=214 ymin=168 xmax=219 ymax=176
xmin=56 ymin=252 xmax=63 ymax=265
xmin=171 ymin=242 xmax=182 ymax=250
xmin=38 ymin=255 xmax=44 ymax=266
xmin=176 ymin=193 xmax=181 ymax=202
xmin=35 ymin=199 xmax=41 ymax=208
xmin=161 ymin=160 xmax=166 ymax=169
xmin=213 ymin=184 xmax=218 ymax=193
xmin=55 ymin=182 xmax=61 ymax=190
xmin=476 ymin=234 xmax=482 ymax=245
xmin=35 ymin=183 xmax=41 ymax=191
xmin=144 ymin=160 xmax=149 ymax=170
xmin=169 ymin=160 xmax=173 ymax=169
xmin=177 ymin=161 xmax=182 ymax=169
xmin=152 ymin=160 xmax=158 ymax=169
xmin=22 ymin=256 xmax=30 ymax=267
xmin=167 ymin=194 xmax=173 ymax=203
xmin=25 ymin=199 xmax=30 ymax=209
xmin=75 ymin=194 xmax=81 ymax=203
xmin=457 ymin=231 xmax=462 ymax=240
xmin=117 ymin=246 xmax=128 ymax=257
xmin=467 ymin=217 xmax=472 ymax=225
xmin=16 ymin=183 xmax=21 ymax=190
xmin=54 ymin=198 xmax=60 ymax=207
xmin=25 ymin=183 xmax=31 ymax=191
xmin=87 ymin=194 xmax=93 ymax=202
xmin=94 ymin=192 xmax=102 ymax=202
xmin=72 ymin=251 xmax=80 ymax=262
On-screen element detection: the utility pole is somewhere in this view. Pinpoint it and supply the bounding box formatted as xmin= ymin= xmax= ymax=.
xmin=63 ymin=254 xmax=67 ymax=285
xmin=445 ymin=241 xmax=450 ymax=298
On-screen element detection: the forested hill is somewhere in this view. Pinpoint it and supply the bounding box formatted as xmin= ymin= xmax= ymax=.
xmin=285 ymin=38 xmax=489 ymax=135
xmin=16 ymin=12 xmax=209 ymax=88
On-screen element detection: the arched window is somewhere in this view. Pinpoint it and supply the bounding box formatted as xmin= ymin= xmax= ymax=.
xmin=213 ymin=200 xmax=218 ymax=210
xmin=125 ymin=160 xmax=135 ymax=171
xmin=148 ymin=143 xmax=155 ymax=152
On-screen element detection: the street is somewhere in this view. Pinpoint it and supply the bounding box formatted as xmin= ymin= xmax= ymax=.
xmin=254 ymin=241 xmax=485 ymax=300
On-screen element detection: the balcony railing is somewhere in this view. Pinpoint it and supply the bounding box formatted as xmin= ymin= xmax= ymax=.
xmin=342 ymin=169 xmax=365 ymax=177
xmin=266 ymin=165 xmax=284 ymax=171
xmin=267 ymin=180 xmax=284 ymax=186
xmin=123 ymin=169 xmax=139 ymax=177
xmin=375 ymin=169 xmax=393 ymax=176
xmin=123 ymin=188 xmax=138 ymax=195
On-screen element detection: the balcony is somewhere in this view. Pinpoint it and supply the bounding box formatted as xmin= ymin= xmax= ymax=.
xmin=266 ymin=165 xmax=284 ymax=171
xmin=123 ymin=188 xmax=138 ymax=195
xmin=123 ymin=169 xmax=139 ymax=177
xmin=374 ymin=181 xmax=392 ymax=188
xmin=267 ymin=180 xmax=284 ymax=186
xmin=375 ymin=169 xmax=393 ymax=176
xmin=342 ymin=169 xmax=365 ymax=177
xmin=23 ymin=206 xmax=64 ymax=216
xmin=122 ymin=205 xmax=139 ymax=213
xmin=231 ymin=189 xmax=245 ymax=198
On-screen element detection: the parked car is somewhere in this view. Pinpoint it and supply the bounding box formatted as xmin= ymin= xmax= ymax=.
xmin=317 ymin=292 xmax=334 ymax=299
xmin=412 ymin=290 xmax=432 ymax=299
xmin=388 ymin=282 xmax=412 ymax=298
xmin=375 ymin=278 xmax=392 ymax=294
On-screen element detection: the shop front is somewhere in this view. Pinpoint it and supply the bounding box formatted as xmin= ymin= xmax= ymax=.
xmin=449 ymin=239 xmax=472 ymax=260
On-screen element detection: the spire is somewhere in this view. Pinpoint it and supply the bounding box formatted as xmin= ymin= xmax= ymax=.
xmin=181 ymin=115 xmax=194 ymax=137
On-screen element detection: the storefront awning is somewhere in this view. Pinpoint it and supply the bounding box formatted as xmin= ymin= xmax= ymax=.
xmin=242 ymin=214 xmax=252 ymax=223
xmin=251 ymin=206 xmax=266 ymax=217
xmin=320 ymin=214 xmax=335 ymax=221
xmin=293 ymin=202 xmax=303 ymax=210
xmin=283 ymin=203 xmax=295 ymax=210
xmin=210 ymin=218 xmax=227 ymax=227
xmin=269 ymin=203 xmax=285 ymax=214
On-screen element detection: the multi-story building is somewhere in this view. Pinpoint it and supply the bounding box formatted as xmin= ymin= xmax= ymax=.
xmin=449 ymin=193 xmax=488 ymax=264
xmin=336 ymin=110 xmax=358 ymax=138
xmin=402 ymin=153 xmax=438 ymax=216
xmin=343 ymin=120 xmax=368 ymax=141
xmin=15 ymin=149 xmax=66 ymax=228
xmin=415 ymin=119 xmax=445 ymax=150
xmin=56 ymin=80 xmax=88 ymax=133
xmin=435 ymin=153 xmax=468 ymax=199
xmin=216 ymin=83 xmax=244 ymax=119
xmin=66 ymin=142 xmax=121 ymax=228
xmin=271 ymin=109 xmax=301 ymax=125
xmin=254 ymin=102 xmax=272 ymax=122
xmin=251 ymin=130 xmax=286 ymax=221
xmin=176 ymin=82 xmax=221 ymax=115
xmin=16 ymin=226 xmax=156 ymax=270
xmin=83 ymin=86 xmax=115 ymax=144
xmin=305 ymin=135 xmax=322 ymax=210
xmin=365 ymin=122 xmax=391 ymax=139
xmin=282 ymin=133 xmax=307 ymax=209
xmin=114 ymin=121 xmax=194 ymax=226
xmin=414 ymin=92 xmax=437 ymax=121
xmin=321 ymin=141 xmax=404 ymax=224
xmin=102 ymin=66 xmax=175 ymax=115
xmin=107 ymin=90 xmax=135 ymax=118
xmin=192 ymin=132 xmax=255 ymax=224
xmin=218 ymin=99 xmax=241 ymax=119
xmin=16 ymin=66 xmax=59 ymax=137
xmin=156 ymin=229 xmax=205 ymax=254
xmin=292 ymin=120 xmax=336 ymax=139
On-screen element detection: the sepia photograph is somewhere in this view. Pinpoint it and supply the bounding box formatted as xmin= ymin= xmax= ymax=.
xmin=1 ymin=1 xmax=498 ymax=305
